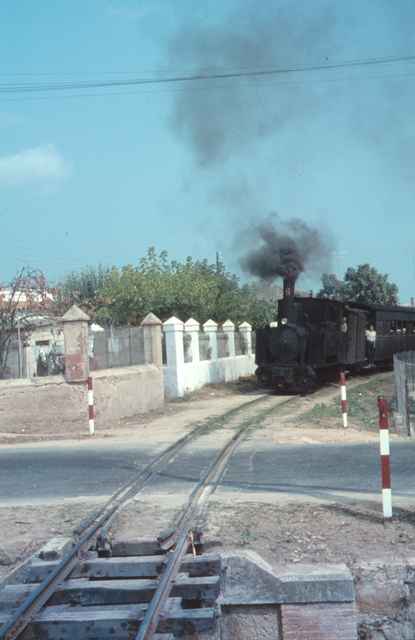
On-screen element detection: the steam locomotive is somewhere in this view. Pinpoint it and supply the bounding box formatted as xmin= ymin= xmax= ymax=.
xmin=255 ymin=277 xmax=415 ymax=392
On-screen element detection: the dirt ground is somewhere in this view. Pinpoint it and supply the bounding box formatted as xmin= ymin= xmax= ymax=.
xmin=102 ymin=492 xmax=415 ymax=572
xmin=0 ymin=378 xmax=261 ymax=446
xmin=0 ymin=371 xmax=404 ymax=586
xmin=205 ymin=500 xmax=415 ymax=568
xmin=0 ymin=500 xmax=103 ymax=582
xmin=0 ymin=371 xmax=395 ymax=446
xmin=294 ymin=371 xmax=396 ymax=434
xmin=249 ymin=370 xmax=398 ymax=446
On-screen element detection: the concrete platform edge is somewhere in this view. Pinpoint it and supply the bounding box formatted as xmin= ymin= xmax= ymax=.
xmin=219 ymin=549 xmax=355 ymax=605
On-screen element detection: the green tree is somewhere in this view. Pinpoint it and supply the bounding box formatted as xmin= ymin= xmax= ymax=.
xmin=318 ymin=273 xmax=344 ymax=300
xmin=318 ymin=263 xmax=399 ymax=305
xmin=57 ymin=265 xmax=111 ymax=319
xmin=59 ymin=248 xmax=275 ymax=328
xmin=60 ymin=265 xmax=110 ymax=305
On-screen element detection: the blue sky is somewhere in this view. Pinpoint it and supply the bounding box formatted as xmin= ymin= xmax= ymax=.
xmin=1 ymin=1 xmax=415 ymax=301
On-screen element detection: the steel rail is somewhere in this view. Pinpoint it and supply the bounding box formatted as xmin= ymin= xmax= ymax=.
xmin=74 ymin=393 xmax=267 ymax=540
xmin=0 ymin=394 xmax=269 ymax=640
xmin=136 ymin=396 xmax=295 ymax=639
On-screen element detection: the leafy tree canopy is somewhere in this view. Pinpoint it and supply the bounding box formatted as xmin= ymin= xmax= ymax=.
xmin=59 ymin=248 xmax=276 ymax=328
xmin=318 ymin=263 xmax=399 ymax=305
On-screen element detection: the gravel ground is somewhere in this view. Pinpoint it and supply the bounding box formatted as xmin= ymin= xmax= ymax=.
xmin=0 ymin=500 xmax=103 ymax=582
xmin=0 ymin=378 xmax=261 ymax=446
xmin=205 ymin=500 xmax=415 ymax=568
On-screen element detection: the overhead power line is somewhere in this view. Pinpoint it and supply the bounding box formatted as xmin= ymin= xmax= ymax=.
xmin=4 ymin=66 xmax=415 ymax=104
xmin=2 ymin=52 xmax=415 ymax=95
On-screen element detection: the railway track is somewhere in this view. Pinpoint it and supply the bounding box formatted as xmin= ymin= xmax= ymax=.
xmin=0 ymin=393 xmax=293 ymax=640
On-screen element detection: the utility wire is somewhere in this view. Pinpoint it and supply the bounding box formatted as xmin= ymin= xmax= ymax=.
xmin=1 ymin=53 xmax=415 ymax=79
xmin=2 ymin=52 xmax=415 ymax=94
xmin=3 ymin=64 xmax=415 ymax=104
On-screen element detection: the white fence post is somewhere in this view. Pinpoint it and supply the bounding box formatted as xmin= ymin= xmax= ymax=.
xmin=239 ymin=321 xmax=252 ymax=356
xmin=184 ymin=318 xmax=200 ymax=363
xmin=163 ymin=316 xmax=185 ymax=398
xmin=222 ymin=319 xmax=235 ymax=358
xmin=203 ymin=319 xmax=218 ymax=361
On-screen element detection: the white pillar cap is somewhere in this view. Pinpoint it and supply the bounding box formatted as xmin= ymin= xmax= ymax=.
xmin=163 ymin=316 xmax=184 ymax=332
xmin=203 ymin=319 xmax=218 ymax=331
xmin=184 ymin=317 xmax=200 ymax=331
xmin=222 ymin=319 xmax=235 ymax=330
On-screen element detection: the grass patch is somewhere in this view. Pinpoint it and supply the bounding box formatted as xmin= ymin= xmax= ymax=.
xmin=305 ymin=402 xmax=339 ymax=421
xmin=299 ymin=375 xmax=394 ymax=431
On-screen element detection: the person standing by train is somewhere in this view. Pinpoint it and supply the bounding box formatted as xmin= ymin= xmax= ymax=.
xmin=365 ymin=324 xmax=377 ymax=366
xmin=340 ymin=316 xmax=348 ymax=362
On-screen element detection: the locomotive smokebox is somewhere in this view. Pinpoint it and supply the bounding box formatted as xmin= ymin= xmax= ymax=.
xmin=283 ymin=275 xmax=296 ymax=299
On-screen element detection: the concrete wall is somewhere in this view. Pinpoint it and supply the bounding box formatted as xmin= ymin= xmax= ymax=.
xmin=0 ymin=375 xmax=85 ymax=434
xmin=163 ymin=316 xmax=255 ymax=399
xmin=164 ymin=354 xmax=256 ymax=399
xmin=93 ymin=365 xmax=164 ymax=423
xmin=0 ymin=364 xmax=164 ymax=436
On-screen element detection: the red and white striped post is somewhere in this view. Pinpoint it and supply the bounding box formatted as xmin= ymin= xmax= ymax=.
xmin=340 ymin=371 xmax=348 ymax=428
xmin=378 ymin=396 xmax=392 ymax=520
xmin=87 ymin=376 xmax=95 ymax=436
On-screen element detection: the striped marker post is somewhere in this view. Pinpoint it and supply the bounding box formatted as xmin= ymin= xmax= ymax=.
xmin=378 ymin=396 xmax=392 ymax=520
xmin=87 ymin=376 xmax=95 ymax=436
xmin=340 ymin=371 xmax=348 ymax=428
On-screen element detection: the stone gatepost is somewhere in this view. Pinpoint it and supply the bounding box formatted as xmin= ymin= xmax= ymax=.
xmin=239 ymin=321 xmax=253 ymax=356
xmin=184 ymin=318 xmax=200 ymax=364
xmin=141 ymin=312 xmax=163 ymax=367
xmin=203 ymin=319 xmax=218 ymax=361
xmin=24 ymin=340 xmax=36 ymax=378
xmin=163 ymin=316 xmax=185 ymax=397
xmin=62 ymin=305 xmax=90 ymax=382
xmin=222 ymin=319 xmax=236 ymax=358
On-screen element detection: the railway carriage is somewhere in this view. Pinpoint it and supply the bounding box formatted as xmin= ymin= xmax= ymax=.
xmin=255 ymin=278 xmax=415 ymax=392
xmin=350 ymin=302 xmax=415 ymax=361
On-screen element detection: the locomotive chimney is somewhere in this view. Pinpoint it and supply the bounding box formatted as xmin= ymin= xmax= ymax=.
xmin=283 ymin=275 xmax=295 ymax=299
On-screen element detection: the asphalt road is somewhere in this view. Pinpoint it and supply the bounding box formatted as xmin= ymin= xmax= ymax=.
xmin=0 ymin=442 xmax=156 ymax=504
xmin=2 ymin=436 xmax=415 ymax=506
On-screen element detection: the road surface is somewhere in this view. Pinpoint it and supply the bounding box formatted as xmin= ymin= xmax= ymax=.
xmin=1 ymin=435 xmax=415 ymax=507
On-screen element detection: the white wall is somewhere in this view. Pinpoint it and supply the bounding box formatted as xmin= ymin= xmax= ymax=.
xmin=163 ymin=316 xmax=255 ymax=399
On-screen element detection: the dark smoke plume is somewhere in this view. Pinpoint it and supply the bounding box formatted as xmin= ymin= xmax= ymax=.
xmin=168 ymin=5 xmax=336 ymax=282
xmin=168 ymin=4 xmax=336 ymax=167
xmin=240 ymin=217 xmax=332 ymax=282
